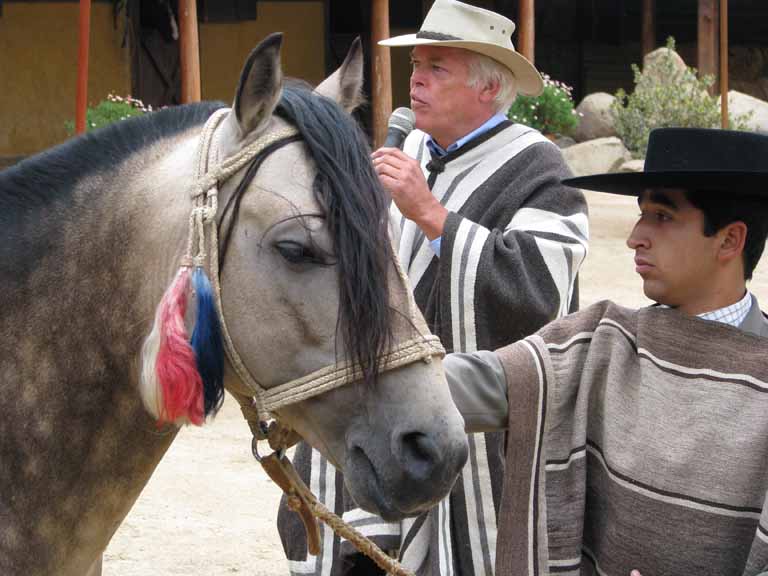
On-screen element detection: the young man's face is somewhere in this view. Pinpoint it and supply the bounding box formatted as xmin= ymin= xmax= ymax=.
xmin=626 ymin=188 xmax=723 ymax=313
xmin=409 ymin=46 xmax=495 ymax=149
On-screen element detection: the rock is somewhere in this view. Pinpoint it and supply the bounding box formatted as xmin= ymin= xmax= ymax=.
xmin=618 ymin=159 xmax=645 ymax=173
xmin=552 ymin=135 xmax=576 ymax=149
xmin=574 ymin=92 xmax=617 ymax=142
xmin=562 ymin=137 xmax=632 ymax=177
xmin=720 ymin=90 xmax=768 ymax=133
xmin=642 ymin=47 xmax=688 ymax=85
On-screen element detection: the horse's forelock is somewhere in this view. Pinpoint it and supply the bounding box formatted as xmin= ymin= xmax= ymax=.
xmin=275 ymin=86 xmax=392 ymax=384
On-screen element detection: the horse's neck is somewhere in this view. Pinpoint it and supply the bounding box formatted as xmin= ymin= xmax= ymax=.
xmin=0 ymin=134 xmax=198 ymax=574
xmin=0 ymin=135 xmax=196 ymax=402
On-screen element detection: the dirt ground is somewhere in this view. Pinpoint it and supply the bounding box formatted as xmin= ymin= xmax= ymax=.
xmin=103 ymin=191 xmax=768 ymax=575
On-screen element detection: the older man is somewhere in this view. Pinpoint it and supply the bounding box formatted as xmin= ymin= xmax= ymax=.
xmin=446 ymin=127 xmax=768 ymax=576
xmin=279 ymin=1 xmax=588 ymax=575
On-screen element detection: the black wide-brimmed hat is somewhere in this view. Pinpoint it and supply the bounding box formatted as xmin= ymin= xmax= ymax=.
xmin=563 ymin=128 xmax=768 ymax=197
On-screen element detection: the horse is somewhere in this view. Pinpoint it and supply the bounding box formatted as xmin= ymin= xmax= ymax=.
xmin=0 ymin=34 xmax=468 ymax=575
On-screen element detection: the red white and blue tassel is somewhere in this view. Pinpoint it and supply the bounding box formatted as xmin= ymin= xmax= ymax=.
xmin=140 ymin=180 xmax=225 ymax=426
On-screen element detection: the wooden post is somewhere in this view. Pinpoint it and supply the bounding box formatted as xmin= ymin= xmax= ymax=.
xmin=720 ymin=0 xmax=729 ymax=128
xmin=179 ymin=0 xmax=201 ymax=103
xmin=75 ymin=0 xmax=92 ymax=134
xmin=698 ymin=0 xmax=718 ymax=89
xmin=371 ymin=0 xmax=392 ymax=148
xmin=518 ymin=0 xmax=535 ymax=63
xmin=641 ymin=0 xmax=655 ymax=56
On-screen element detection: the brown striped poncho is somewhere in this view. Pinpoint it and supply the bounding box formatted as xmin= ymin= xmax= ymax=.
xmin=492 ymin=300 xmax=768 ymax=575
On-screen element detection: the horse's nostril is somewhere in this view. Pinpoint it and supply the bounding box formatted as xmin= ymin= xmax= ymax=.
xmin=399 ymin=431 xmax=440 ymax=481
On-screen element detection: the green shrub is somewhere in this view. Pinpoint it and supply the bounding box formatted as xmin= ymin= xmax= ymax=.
xmin=66 ymin=94 xmax=152 ymax=135
xmin=612 ymin=37 xmax=752 ymax=158
xmin=507 ymin=74 xmax=579 ymax=137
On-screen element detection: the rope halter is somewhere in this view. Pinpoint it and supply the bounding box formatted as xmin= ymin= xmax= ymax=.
xmin=186 ymin=107 xmax=446 ymax=429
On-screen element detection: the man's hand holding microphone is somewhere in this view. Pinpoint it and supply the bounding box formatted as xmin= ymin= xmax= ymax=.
xmin=372 ymin=107 xmax=449 ymax=241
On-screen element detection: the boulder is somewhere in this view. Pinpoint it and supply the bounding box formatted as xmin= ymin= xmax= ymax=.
xmin=618 ymin=159 xmax=645 ymax=173
xmin=721 ymin=90 xmax=768 ymax=133
xmin=642 ymin=47 xmax=687 ymax=84
xmin=562 ymin=137 xmax=632 ymax=177
xmin=574 ymin=92 xmax=617 ymax=142
xmin=552 ymin=135 xmax=576 ymax=149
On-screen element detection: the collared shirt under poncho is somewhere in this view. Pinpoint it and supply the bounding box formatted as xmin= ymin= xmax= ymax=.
xmin=278 ymin=121 xmax=589 ymax=576
xmin=447 ymin=297 xmax=768 ymax=575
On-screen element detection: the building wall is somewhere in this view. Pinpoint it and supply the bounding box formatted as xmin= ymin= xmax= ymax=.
xmin=200 ymin=2 xmax=326 ymax=104
xmin=0 ymin=2 xmax=131 ymax=156
xmin=1 ymin=1 xmax=326 ymax=157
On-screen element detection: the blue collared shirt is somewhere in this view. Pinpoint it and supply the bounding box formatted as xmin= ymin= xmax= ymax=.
xmin=425 ymin=113 xmax=508 ymax=256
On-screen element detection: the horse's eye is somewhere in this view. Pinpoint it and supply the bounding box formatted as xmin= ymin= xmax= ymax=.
xmin=275 ymin=241 xmax=319 ymax=264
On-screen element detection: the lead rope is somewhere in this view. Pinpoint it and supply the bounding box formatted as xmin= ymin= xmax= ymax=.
xmin=251 ymin=426 xmax=415 ymax=576
xmin=263 ymin=450 xmax=416 ymax=576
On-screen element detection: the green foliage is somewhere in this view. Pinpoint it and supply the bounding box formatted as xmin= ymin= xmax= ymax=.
xmin=507 ymin=74 xmax=579 ymax=136
xmin=66 ymin=94 xmax=152 ymax=135
xmin=612 ymin=37 xmax=752 ymax=158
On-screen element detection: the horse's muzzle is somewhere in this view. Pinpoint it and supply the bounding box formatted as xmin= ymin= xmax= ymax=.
xmin=344 ymin=420 xmax=469 ymax=520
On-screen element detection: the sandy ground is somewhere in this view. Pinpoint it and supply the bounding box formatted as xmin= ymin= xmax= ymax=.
xmin=103 ymin=191 xmax=768 ymax=575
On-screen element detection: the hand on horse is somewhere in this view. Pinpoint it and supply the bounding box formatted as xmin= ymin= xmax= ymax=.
xmin=630 ymin=570 xmax=644 ymax=576
xmin=372 ymin=147 xmax=448 ymax=240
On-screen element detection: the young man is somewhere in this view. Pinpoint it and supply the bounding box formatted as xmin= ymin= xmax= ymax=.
xmin=280 ymin=1 xmax=588 ymax=575
xmin=445 ymin=127 xmax=768 ymax=576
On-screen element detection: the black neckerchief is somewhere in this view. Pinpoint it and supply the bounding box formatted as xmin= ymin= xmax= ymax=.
xmin=425 ymin=120 xmax=513 ymax=178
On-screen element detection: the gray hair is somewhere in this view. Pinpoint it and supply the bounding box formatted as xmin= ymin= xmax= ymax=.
xmin=466 ymin=53 xmax=518 ymax=114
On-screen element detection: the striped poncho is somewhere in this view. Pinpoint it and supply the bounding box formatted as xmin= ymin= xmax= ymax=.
xmin=278 ymin=122 xmax=589 ymax=575
xmin=493 ymin=300 xmax=768 ymax=575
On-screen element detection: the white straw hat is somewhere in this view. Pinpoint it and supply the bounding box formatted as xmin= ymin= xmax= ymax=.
xmin=379 ymin=0 xmax=544 ymax=96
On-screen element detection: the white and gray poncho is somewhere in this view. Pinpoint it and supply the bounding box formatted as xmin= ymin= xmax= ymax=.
xmin=279 ymin=122 xmax=589 ymax=576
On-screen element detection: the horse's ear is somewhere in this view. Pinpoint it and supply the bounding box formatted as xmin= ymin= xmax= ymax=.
xmin=315 ymin=36 xmax=365 ymax=113
xmin=230 ymin=32 xmax=284 ymax=138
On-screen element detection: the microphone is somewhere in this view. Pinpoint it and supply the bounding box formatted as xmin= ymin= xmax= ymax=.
xmin=383 ymin=107 xmax=415 ymax=149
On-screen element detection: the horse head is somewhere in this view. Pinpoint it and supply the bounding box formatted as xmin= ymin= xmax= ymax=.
xmin=140 ymin=34 xmax=468 ymax=520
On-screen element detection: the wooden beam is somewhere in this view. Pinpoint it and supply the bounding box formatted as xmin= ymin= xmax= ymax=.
xmin=75 ymin=0 xmax=91 ymax=134
xmin=720 ymin=0 xmax=729 ymax=128
xmin=371 ymin=0 xmax=393 ymax=148
xmin=179 ymin=0 xmax=201 ymax=103
xmin=518 ymin=0 xmax=535 ymax=64
xmin=698 ymin=0 xmax=718 ymax=87
xmin=641 ymin=0 xmax=655 ymax=56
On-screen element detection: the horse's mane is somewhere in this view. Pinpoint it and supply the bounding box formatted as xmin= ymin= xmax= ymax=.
xmin=274 ymin=85 xmax=393 ymax=384
xmin=2 ymin=87 xmax=392 ymax=383
xmin=0 ymin=102 xmax=223 ymax=209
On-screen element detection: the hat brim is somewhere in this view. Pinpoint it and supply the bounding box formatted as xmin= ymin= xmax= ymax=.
xmin=379 ymin=34 xmax=544 ymax=96
xmin=562 ymin=171 xmax=768 ymax=197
